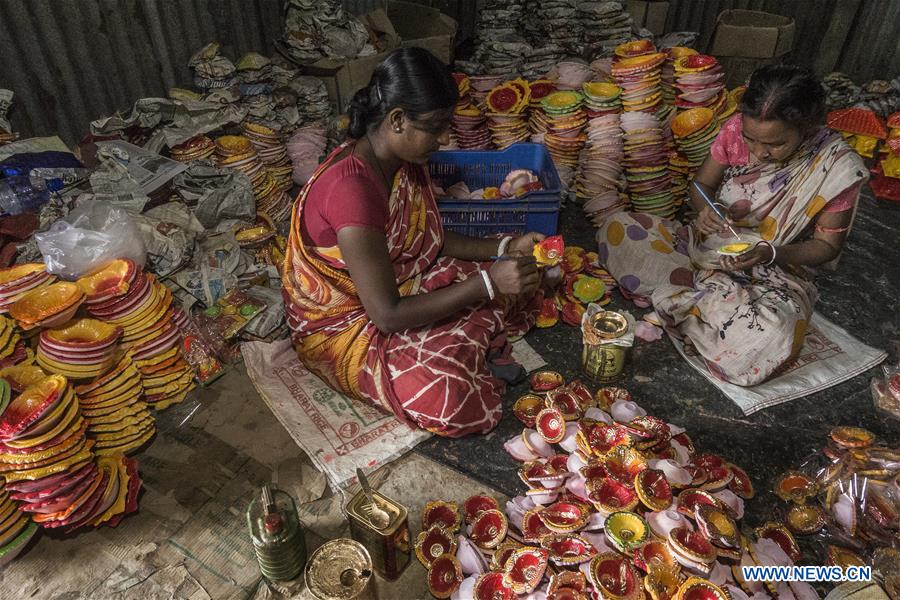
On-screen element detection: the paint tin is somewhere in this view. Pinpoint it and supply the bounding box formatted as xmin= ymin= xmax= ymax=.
xmin=305 ymin=538 xmax=377 ymax=600
xmin=582 ymin=310 xmax=630 ymax=382
xmin=346 ymin=488 xmax=411 ymax=580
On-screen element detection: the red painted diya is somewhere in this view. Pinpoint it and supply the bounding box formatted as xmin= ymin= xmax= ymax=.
xmin=774 ymin=471 xmax=818 ymax=503
xmin=537 ymin=408 xmax=567 ymax=444
xmin=520 ymin=460 xmax=556 ymax=487
xmin=625 ymin=416 xmax=671 ymax=450
xmin=530 ymin=370 xmax=564 ymax=393
xmin=587 ymin=477 xmax=639 ymax=515
xmin=580 ymin=460 xmax=608 ymax=480
xmin=513 ymin=394 xmax=544 ymax=428
xmin=567 ymin=380 xmax=593 ymax=413
xmin=635 ymin=469 xmax=673 ymax=512
xmin=668 ymin=526 xmax=717 ymax=564
xmin=676 ymin=577 xmax=730 ymax=600
xmin=695 ymin=504 xmax=739 ymax=549
xmin=595 ymin=387 xmax=631 ymax=410
xmin=491 ymin=540 xmax=522 ymax=571
xmin=541 ymin=533 xmax=597 ymax=566
xmin=583 ymin=423 xmax=630 ymax=456
xmin=540 ymin=501 xmax=590 ymax=533
xmin=427 ymin=553 xmax=463 ymax=599
xmin=682 ymin=465 xmax=708 ymax=488
xmin=474 ymin=572 xmax=515 ymax=600
xmin=415 ymin=526 xmax=457 ymax=568
xmin=589 ymin=552 xmax=642 ymax=600
xmin=604 ymin=446 xmax=648 ymax=486
xmin=785 ymin=504 xmax=826 ymax=535
xmin=755 ymin=522 xmax=801 ymax=562
xmin=423 ymin=500 xmax=461 ymax=532
xmin=547 ymin=388 xmax=583 ymax=421
xmin=676 ymin=489 xmax=719 ymax=518
xmin=633 ymin=539 xmax=678 ymax=573
xmin=826 ymin=545 xmax=866 ymax=569
xmin=548 ymin=454 xmax=570 ymax=473
xmin=693 ymin=454 xmax=725 ymax=470
xmin=503 ymin=546 xmax=549 ymax=594
xmin=464 ymin=494 xmax=499 ymax=524
xmin=671 ymin=433 xmax=696 ymax=459
xmin=727 ymin=463 xmax=754 ymax=499
xmin=534 ymin=236 xmax=565 ymax=267
xmin=522 ymin=507 xmax=552 ymax=542
xmin=471 ymin=509 xmax=508 ymax=549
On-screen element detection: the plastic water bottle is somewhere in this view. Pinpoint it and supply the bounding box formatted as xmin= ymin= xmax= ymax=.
xmin=0 ymin=175 xmax=63 ymax=215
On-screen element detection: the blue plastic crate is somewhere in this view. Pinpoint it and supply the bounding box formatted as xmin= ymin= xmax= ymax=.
xmin=428 ymin=143 xmax=562 ymax=238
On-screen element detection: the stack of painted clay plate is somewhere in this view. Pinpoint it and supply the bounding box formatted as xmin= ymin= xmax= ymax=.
xmin=0 ymin=375 xmax=90 ymax=532
xmin=541 ymin=91 xmax=587 ymax=169
xmin=468 ymin=75 xmax=505 ymax=111
xmin=0 ymin=315 xmax=23 ymax=367
xmin=37 ymin=319 xmax=121 ymax=381
xmin=169 ymin=136 xmax=216 ymax=162
xmin=77 ymin=259 xmax=193 ymax=411
xmin=451 ymin=74 xmax=492 ymax=150
xmin=583 ymin=82 xmax=623 ymax=117
xmin=526 ymin=79 xmax=556 ymax=137
xmin=621 ymin=111 xmax=675 ymax=218
xmin=485 ymin=80 xmax=531 ymax=149
xmin=612 ymin=49 xmax=666 ymax=117
xmin=214 ymin=134 xmax=293 ymax=221
xmin=9 ymin=282 xmax=84 ymax=331
xmin=662 ymin=47 xmax=698 ymax=107
xmin=672 ymin=108 xmax=719 ymax=169
xmin=0 ymin=364 xmax=47 ymax=394
xmin=578 ymin=112 xmax=628 ymax=226
xmin=75 ymin=355 xmax=154 ymax=456
xmin=1 ymin=264 xmax=55 ymax=316
xmin=674 ymin=55 xmax=727 ymax=115
xmin=241 ymin=122 xmax=293 ymax=198
xmin=0 ymin=477 xmax=37 ymax=566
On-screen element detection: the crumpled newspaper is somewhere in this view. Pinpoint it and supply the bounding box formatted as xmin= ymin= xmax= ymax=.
xmin=189 ymin=42 xmax=237 ymax=89
xmin=172 ymin=232 xmax=243 ymax=306
xmin=281 ymin=0 xmax=370 ymax=64
xmin=131 ymin=202 xmax=205 ymax=277
xmin=173 ymin=161 xmax=256 ymax=229
xmin=90 ymin=97 xmax=248 ymax=154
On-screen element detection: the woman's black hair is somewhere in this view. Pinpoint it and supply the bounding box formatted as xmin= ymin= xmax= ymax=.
xmin=346 ymin=47 xmax=459 ymax=139
xmin=740 ymin=64 xmax=826 ymax=132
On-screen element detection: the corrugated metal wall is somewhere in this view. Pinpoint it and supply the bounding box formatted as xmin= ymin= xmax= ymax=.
xmin=1 ymin=0 xmax=896 ymax=147
xmin=0 ymin=0 xmax=282 ymax=147
xmin=836 ymin=0 xmax=900 ymax=82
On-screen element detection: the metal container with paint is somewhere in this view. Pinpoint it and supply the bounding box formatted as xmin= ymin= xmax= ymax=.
xmin=582 ymin=310 xmax=630 ymax=382
xmin=246 ymin=485 xmax=307 ymax=582
xmin=346 ymin=488 xmax=410 ymax=580
xmin=306 ymin=539 xmax=377 ymax=600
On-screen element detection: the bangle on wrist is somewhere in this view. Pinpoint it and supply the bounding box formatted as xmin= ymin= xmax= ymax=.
xmin=496 ymin=236 xmax=513 ymax=257
xmin=756 ymin=241 xmax=777 ymax=265
xmin=478 ymin=269 xmax=496 ymax=300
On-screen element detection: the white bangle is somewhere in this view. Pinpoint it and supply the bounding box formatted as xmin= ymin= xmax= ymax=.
xmin=757 ymin=241 xmax=777 ymax=265
xmin=479 ymin=269 xmax=496 ymax=300
xmin=497 ymin=236 xmax=513 ymax=257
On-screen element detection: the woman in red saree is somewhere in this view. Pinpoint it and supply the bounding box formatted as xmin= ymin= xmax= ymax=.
xmin=283 ymin=48 xmax=546 ymax=437
xmin=598 ymin=65 xmax=867 ymax=386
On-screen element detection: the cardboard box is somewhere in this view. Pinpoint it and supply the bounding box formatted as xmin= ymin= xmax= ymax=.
xmin=709 ymin=9 xmax=795 ymax=59
xmin=718 ymin=56 xmax=782 ymax=89
xmin=387 ymin=1 xmax=458 ymax=65
xmin=626 ymin=1 xmax=669 ymax=36
xmin=302 ymin=9 xmax=400 ymax=115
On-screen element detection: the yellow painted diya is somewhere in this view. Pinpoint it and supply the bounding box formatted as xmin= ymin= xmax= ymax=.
xmin=77 ymin=259 xmax=138 ymax=301
xmin=785 ymin=504 xmax=826 ymax=535
xmin=716 ymin=242 xmax=752 ymax=256
xmin=645 ymin=565 xmax=684 ymax=600
xmin=0 ymin=263 xmax=45 ymax=286
xmin=583 ymin=82 xmax=622 ymax=101
xmin=0 ymin=365 xmax=47 ymax=393
xmin=605 ymin=511 xmax=651 ymax=554
xmin=9 ymin=282 xmax=83 ymax=328
xmin=671 ymin=108 xmax=715 ymax=138
xmin=513 ymin=394 xmax=544 ymax=428
xmin=829 ymin=426 xmax=875 ymax=449
xmin=0 ymin=375 xmax=67 ymax=440
xmin=634 ymin=539 xmax=678 ymax=573
xmin=43 ymin=318 xmax=122 ymax=351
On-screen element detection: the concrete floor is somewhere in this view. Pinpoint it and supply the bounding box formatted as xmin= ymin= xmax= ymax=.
xmin=0 ymin=193 xmax=897 ymax=599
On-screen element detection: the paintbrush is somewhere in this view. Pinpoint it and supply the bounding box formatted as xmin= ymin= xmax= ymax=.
xmin=692 ymin=180 xmax=741 ymax=239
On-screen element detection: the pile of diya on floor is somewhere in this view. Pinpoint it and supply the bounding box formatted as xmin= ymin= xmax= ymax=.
xmin=414 ymin=377 xmax=824 ymax=600
xmin=531 ymin=236 xmax=617 ymax=330
xmin=769 ymin=427 xmax=899 ymax=594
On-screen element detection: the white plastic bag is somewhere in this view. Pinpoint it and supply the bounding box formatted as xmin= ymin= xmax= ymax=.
xmin=35 ymin=200 xmax=146 ymax=279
